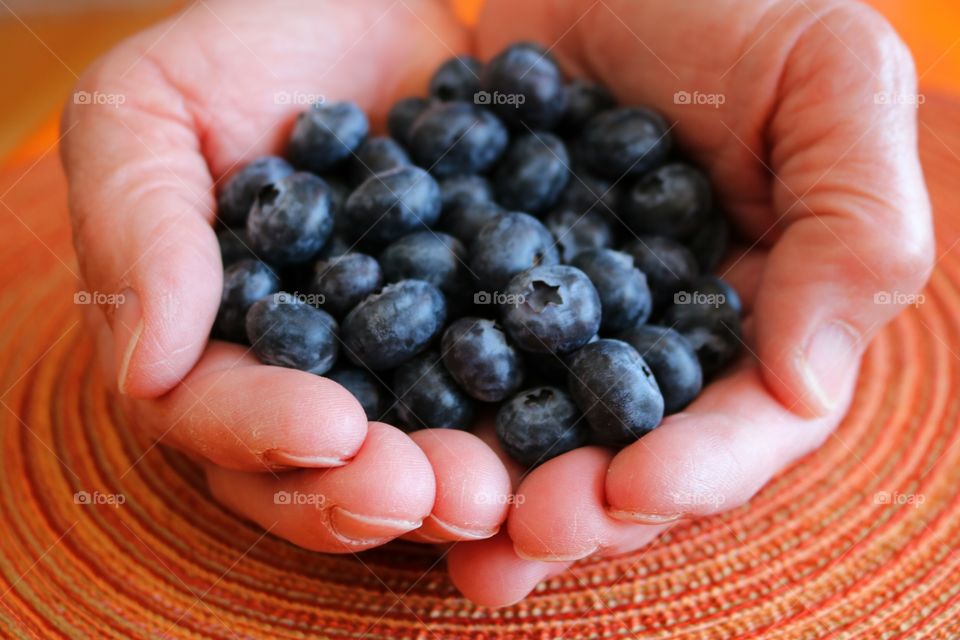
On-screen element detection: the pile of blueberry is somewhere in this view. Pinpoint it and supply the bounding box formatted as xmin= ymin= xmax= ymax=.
xmin=215 ymin=42 xmax=742 ymax=469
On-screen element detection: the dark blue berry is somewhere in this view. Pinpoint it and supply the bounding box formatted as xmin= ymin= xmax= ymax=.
xmin=479 ymin=42 xmax=567 ymax=129
xmin=387 ymin=96 xmax=430 ymax=146
xmin=661 ymin=302 xmax=741 ymax=377
xmin=621 ymin=235 xmax=699 ymax=309
xmin=429 ymin=55 xmax=483 ymax=101
xmin=326 ymin=367 xmax=388 ymax=421
xmin=689 ymin=275 xmax=742 ymax=314
xmin=545 ymin=209 xmax=613 ymax=262
xmin=496 ymin=386 xmax=587 ymax=468
xmin=379 ymin=231 xmax=470 ymax=310
xmin=571 ymin=249 xmax=652 ymax=333
xmin=581 ymin=107 xmax=672 ymax=179
xmin=566 ymin=339 xmax=664 ymax=446
xmin=442 ymin=317 xmax=525 ymax=401
xmin=342 ymin=280 xmax=447 ymax=370
xmin=348 ymin=136 xmax=410 ymax=184
xmin=216 ymin=259 xmax=281 ymax=342
xmin=470 ymin=212 xmax=560 ymax=291
xmin=439 ymin=174 xmax=494 ymax=215
xmin=287 ymin=102 xmax=368 ymax=173
xmin=344 ymin=165 xmax=441 ymax=249
xmin=246 ymin=172 xmax=334 ymax=265
xmin=556 ymin=168 xmax=620 ymax=217
xmin=217 ymin=156 xmax=293 ymax=227
xmin=408 ymin=101 xmax=508 ymax=177
xmin=315 ymin=232 xmax=353 ymax=260
xmin=309 ymin=253 xmax=382 ymax=318
xmin=392 ymin=351 xmax=475 ymax=430
xmin=217 ymin=228 xmax=255 ymax=267
xmin=493 ymin=132 xmax=570 ymax=214
xmin=621 ymin=163 xmax=712 ymax=238
xmin=245 ymin=292 xmax=339 ymax=374
xmin=685 ymin=213 xmax=730 ymax=272
xmin=500 ymin=265 xmax=601 ymax=354
xmin=559 ymin=80 xmax=615 ymax=133
xmin=619 ymin=325 xmax=702 ymax=414
xmin=442 ymin=200 xmax=504 ymax=245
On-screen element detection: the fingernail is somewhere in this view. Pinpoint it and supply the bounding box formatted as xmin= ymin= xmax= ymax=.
xmin=797 ymin=320 xmax=861 ymax=417
xmin=327 ymin=506 xmax=421 ymax=545
xmin=423 ymin=515 xmax=499 ymax=541
xmin=113 ymin=288 xmax=143 ymax=395
xmin=513 ymin=543 xmax=598 ymax=563
xmin=263 ymin=450 xmax=350 ymax=469
xmin=606 ymin=508 xmax=684 ymax=525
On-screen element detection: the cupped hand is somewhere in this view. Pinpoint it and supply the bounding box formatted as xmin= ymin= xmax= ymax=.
xmin=447 ymin=0 xmax=934 ymax=606
xmin=61 ymin=0 xmax=512 ymax=552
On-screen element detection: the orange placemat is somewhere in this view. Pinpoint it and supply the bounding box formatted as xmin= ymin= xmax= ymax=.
xmin=1 ymin=98 xmax=960 ymax=638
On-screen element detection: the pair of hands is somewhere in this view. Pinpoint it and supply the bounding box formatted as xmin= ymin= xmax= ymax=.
xmin=61 ymin=0 xmax=933 ymax=607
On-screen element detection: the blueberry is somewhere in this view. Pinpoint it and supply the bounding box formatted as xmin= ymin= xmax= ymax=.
xmin=439 ymin=174 xmax=494 ymax=215
xmin=245 ymin=292 xmax=339 ymax=374
xmin=315 ymin=232 xmax=353 ymax=260
xmin=408 ymin=101 xmax=508 ymax=177
xmin=500 ymin=265 xmax=601 ymax=354
xmin=689 ymin=275 xmax=742 ymax=314
xmin=559 ymin=80 xmax=615 ymax=133
xmin=309 ymin=253 xmax=382 ymax=318
xmin=342 ymin=280 xmax=446 ymax=370
xmin=619 ymin=325 xmax=702 ymax=414
xmin=661 ymin=302 xmax=741 ymax=377
xmin=246 ymin=172 xmax=334 ymax=265
xmin=442 ymin=317 xmax=525 ymax=401
xmin=470 ymin=212 xmax=560 ymax=291
xmin=685 ymin=212 xmax=730 ymax=272
xmin=479 ymin=42 xmax=567 ymax=129
xmin=392 ymin=351 xmax=475 ymax=430
xmin=493 ymin=132 xmax=570 ymax=214
xmin=545 ymin=209 xmax=613 ymax=262
xmin=348 ymin=136 xmax=410 ymax=184
xmin=217 ymin=156 xmax=294 ymax=227
xmin=496 ymin=386 xmax=587 ymax=468
xmin=344 ymin=166 xmax=441 ymax=249
xmin=287 ymin=101 xmax=369 ymax=173
xmin=567 ymin=339 xmax=664 ymax=446
xmin=622 ymin=163 xmax=712 ymax=238
xmin=429 ymin=55 xmax=483 ymax=101
xmin=215 ymin=259 xmax=281 ymax=342
xmin=581 ymin=107 xmax=672 ymax=179
xmin=621 ymin=235 xmax=699 ymax=309
xmin=379 ymin=231 xmax=470 ymax=310
xmin=556 ymin=168 xmax=620 ymax=217
xmin=326 ymin=366 xmax=388 ymax=421
xmin=570 ymin=249 xmax=652 ymax=333
xmin=325 ymin=176 xmax=352 ymax=216
xmin=442 ymin=200 xmax=504 ymax=244
xmin=217 ymin=227 xmax=255 ymax=267
xmin=387 ymin=96 xmax=430 ymax=146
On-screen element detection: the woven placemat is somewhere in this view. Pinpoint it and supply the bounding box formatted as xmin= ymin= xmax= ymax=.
xmin=2 ymin=99 xmax=960 ymax=639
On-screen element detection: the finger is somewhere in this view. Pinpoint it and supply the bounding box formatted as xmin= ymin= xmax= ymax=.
xmin=206 ymin=422 xmax=435 ymax=551
xmin=402 ymin=428 xmax=511 ymax=543
xmin=126 ymin=341 xmax=368 ymax=472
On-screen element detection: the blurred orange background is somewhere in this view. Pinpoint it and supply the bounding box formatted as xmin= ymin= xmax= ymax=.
xmin=2 ymin=0 xmax=959 ymax=165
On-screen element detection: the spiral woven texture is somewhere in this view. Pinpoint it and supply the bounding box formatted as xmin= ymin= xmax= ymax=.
xmin=2 ymin=100 xmax=960 ymax=639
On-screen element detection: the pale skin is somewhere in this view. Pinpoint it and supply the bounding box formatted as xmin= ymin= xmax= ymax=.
xmin=61 ymin=0 xmax=933 ymax=607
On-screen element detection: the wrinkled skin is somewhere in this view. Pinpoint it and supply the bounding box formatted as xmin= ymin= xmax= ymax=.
xmin=62 ymin=0 xmax=933 ymax=607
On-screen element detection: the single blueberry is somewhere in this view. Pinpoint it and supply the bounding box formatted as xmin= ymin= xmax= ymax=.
xmin=245 ymin=292 xmax=339 ymax=375
xmin=621 ymin=235 xmax=699 ymax=309
xmin=556 ymin=168 xmax=620 ymax=218
xmin=493 ymin=131 xmax=570 ymax=214
xmin=392 ymin=351 xmax=475 ymax=430
xmin=217 ymin=156 xmax=294 ymax=227
xmin=287 ymin=101 xmax=369 ymax=173
xmin=689 ymin=275 xmax=742 ymax=314
xmin=571 ymin=249 xmax=652 ymax=333
xmin=559 ymin=80 xmax=615 ymax=134
xmin=581 ymin=107 xmax=672 ymax=179
xmin=439 ymin=174 xmax=494 ymax=215
xmin=246 ymin=172 xmax=334 ymax=265
xmin=326 ymin=367 xmax=388 ymax=421
xmin=441 ymin=200 xmax=504 ymax=245
xmin=315 ymin=232 xmax=353 ymax=260
xmin=387 ymin=96 xmax=431 ymax=146
xmin=621 ymin=163 xmax=712 ymax=238
xmin=661 ymin=302 xmax=741 ymax=377
xmin=215 ymin=259 xmax=281 ymax=343
xmin=442 ymin=317 xmax=525 ymax=402
xmin=619 ymin=325 xmax=702 ymax=414
xmin=344 ymin=165 xmax=441 ymax=249
xmin=496 ymin=386 xmax=587 ymax=468
xmin=500 ymin=265 xmax=601 ymax=354
xmin=685 ymin=212 xmax=730 ymax=272
xmin=545 ymin=209 xmax=613 ymax=262
xmin=469 ymin=212 xmax=560 ymax=291
xmin=216 ymin=228 xmax=255 ymax=267
xmin=408 ymin=101 xmax=509 ymax=177
xmin=348 ymin=136 xmax=410 ymax=184
xmin=566 ymin=339 xmax=664 ymax=446
xmin=479 ymin=42 xmax=567 ymax=129
xmin=342 ymin=280 xmax=447 ymax=370
xmin=429 ymin=55 xmax=483 ymax=102
xmin=379 ymin=231 xmax=470 ymax=311
xmin=309 ymin=253 xmax=382 ymax=318
xmin=325 ymin=176 xmax=352 ymax=216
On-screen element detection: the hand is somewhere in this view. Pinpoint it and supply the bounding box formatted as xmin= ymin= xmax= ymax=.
xmin=61 ymin=0 xmax=512 ymax=552
xmin=446 ymin=0 xmax=934 ymax=606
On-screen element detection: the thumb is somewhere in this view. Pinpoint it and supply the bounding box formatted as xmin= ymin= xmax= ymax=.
xmin=62 ymin=48 xmax=222 ymax=398
xmin=752 ymin=4 xmax=933 ymax=417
